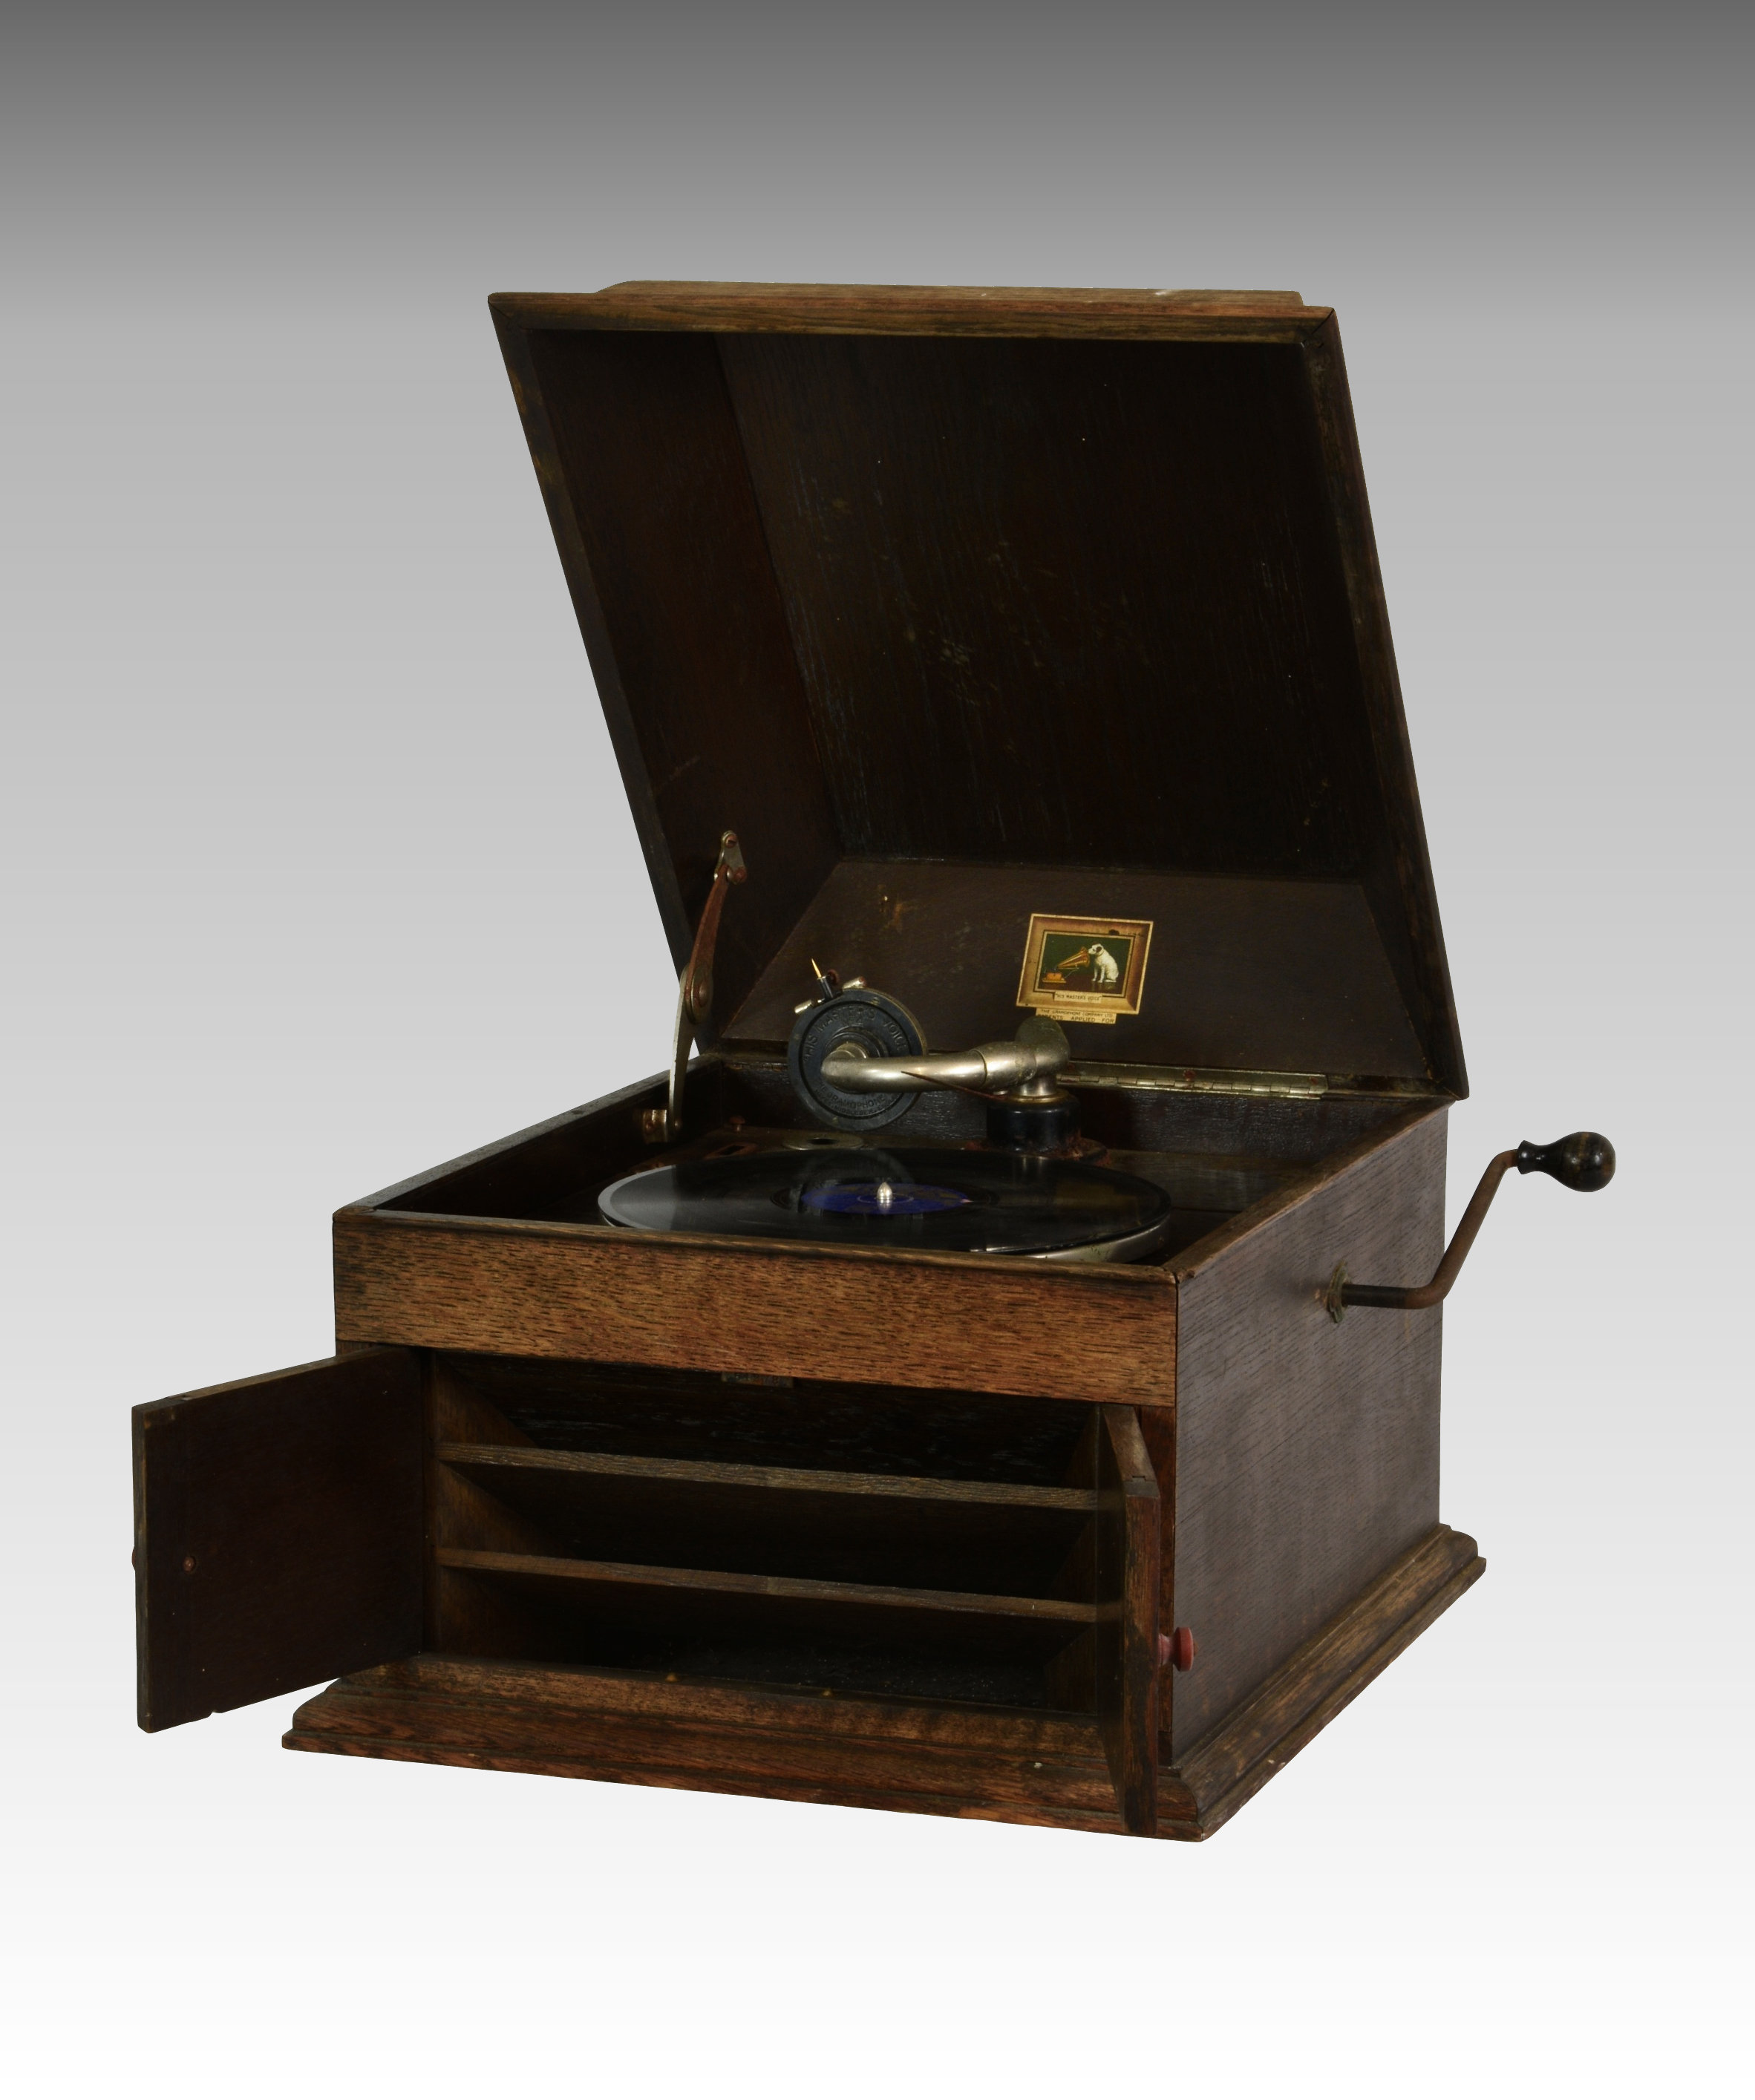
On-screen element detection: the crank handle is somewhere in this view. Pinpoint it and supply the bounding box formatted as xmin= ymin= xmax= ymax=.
xmin=1326 ymin=1132 xmax=1615 ymax=1321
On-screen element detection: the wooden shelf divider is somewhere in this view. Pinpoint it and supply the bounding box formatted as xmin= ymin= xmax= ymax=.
xmin=436 ymin=1546 xmax=1095 ymax=1629
xmin=436 ymin=1442 xmax=1099 ymax=1514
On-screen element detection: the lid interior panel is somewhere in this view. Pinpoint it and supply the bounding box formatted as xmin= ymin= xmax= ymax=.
xmin=502 ymin=294 xmax=1462 ymax=1093
xmin=729 ymin=857 xmax=1428 ymax=1085
xmin=720 ymin=333 xmax=1380 ymax=876
xmin=522 ymin=324 xmax=840 ymax=1032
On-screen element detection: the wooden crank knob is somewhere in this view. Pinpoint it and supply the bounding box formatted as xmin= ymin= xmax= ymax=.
xmin=1515 ymin=1131 xmax=1615 ymax=1193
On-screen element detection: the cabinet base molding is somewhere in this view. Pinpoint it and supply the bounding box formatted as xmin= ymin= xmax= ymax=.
xmin=284 ymin=1523 xmax=1482 ymax=1839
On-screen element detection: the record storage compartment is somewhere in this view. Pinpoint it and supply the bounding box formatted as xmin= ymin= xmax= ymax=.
xmin=429 ymin=1355 xmax=1124 ymax=1710
xmin=279 ymin=1349 xmax=1166 ymax=1833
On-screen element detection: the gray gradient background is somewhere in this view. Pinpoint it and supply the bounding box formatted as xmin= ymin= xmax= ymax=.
xmin=3 ymin=4 xmax=1750 ymax=2093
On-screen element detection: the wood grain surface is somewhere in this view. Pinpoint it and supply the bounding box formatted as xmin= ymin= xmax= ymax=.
xmin=436 ymin=1443 xmax=1093 ymax=1596
xmin=353 ymin=1070 xmax=664 ymax=1218
xmin=1095 ymin=1404 xmax=1160 ymax=1834
xmin=516 ymin=322 xmax=840 ymax=1015
xmin=287 ymin=1655 xmax=1129 ymax=1831
xmin=491 ymin=284 xmax=1325 ymax=341
xmin=722 ymin=333 xmax=1382 ymax=876
xmin=282 ymin=1519 xmax=1480 ymax=1836
xmin=334 ymin=1208 xmax=1177 ymax=1404
xmin=1167 ymin=1105 xmax=1448 ymax=1755
xmin=488 ymin=283 xmax=1464 ymax=1093
xmin=1301 ymin=313 xmax=1466 ymax=1095
xmin=426 ymin=1356 xmax=1097 ymax=1704
xmin=439 ymin=1352 xmax=1094 ymax=1483
xmin=438 ymin=1442 xmax=1098 ymax=1511
xmin=1171 ymin=1522 xmax=1483 ymax=1833
xmin=134 ymin=1350 xmax=422 ymax=1731
xmin=428 ymin=1360 xmax=552 ymax=1663
xmin=439 ymin=1545 xmax=1091 ymax=1623
xmin=727 ymin=857 xmax=1430 ymax=1082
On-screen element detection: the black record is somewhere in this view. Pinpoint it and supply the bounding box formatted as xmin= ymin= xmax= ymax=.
xmin=598 ymin=1145 xmax=1174 ymax=1261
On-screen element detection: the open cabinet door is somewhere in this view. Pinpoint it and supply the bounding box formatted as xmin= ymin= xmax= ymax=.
xmin=134 ymin=1349 xmax=423 ymax=1732
xmin=1096 ymin=1404 xmax=1162 ymax=1836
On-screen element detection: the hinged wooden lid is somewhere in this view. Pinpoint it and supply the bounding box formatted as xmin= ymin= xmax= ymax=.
xmin=491 ymin=283 xmax=1464 ymax=1096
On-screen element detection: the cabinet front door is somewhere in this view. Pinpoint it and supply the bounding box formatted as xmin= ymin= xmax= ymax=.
xmin=134 ymin=1348 xmax=423 ymax=1731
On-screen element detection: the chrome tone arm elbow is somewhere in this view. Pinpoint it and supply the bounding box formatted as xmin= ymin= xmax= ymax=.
xmin=820 ymin=1020 xmax=1071 ymax=1097
xmin=788 ymin=979 xmax=1078 ymax=1151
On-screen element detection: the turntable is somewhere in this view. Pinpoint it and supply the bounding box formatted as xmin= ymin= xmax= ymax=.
xmin=131 ymin=282 xmax=1612 ymax=1838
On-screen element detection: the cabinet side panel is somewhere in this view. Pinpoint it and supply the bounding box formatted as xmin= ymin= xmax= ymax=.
xmin=1169 ymin=1109 xmax=1446 ymax=1757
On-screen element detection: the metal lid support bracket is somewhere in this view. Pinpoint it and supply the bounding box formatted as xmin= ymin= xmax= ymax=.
xmin=643 ymin=831 xmax=747 ymax=1145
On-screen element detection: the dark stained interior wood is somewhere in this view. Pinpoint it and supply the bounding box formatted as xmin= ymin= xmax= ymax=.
xmin=425 ymin=1355 xmax=1120 ymax=1716
xmin=494 ymin=294 xmax=1464 ymax=1091
xmin=437 ymin=1354 xmax=1094 ymax=1482
xmin=439 ymin=1548 xmax=1091 ymax=1656
xmin=1299 ymin=315 xmax=1461 ymax=1093
xmin=442 ymin=1441 xmax=1094 ymax=1508
xmin=722 ymin=333 xmax=1380 ymax=878
xmin=134 ymin=1350 xmax=423 ymax=1731
xmin=362 ymin=1053 xmax=1418 ymax=1228
xmin=436 ymin=1445 xmax=1094 ymax=1594
xmin=728 ymin=857 xmax=1429 ymax=1080
xmin=516 ymin=322 xmax=840 ymax=1018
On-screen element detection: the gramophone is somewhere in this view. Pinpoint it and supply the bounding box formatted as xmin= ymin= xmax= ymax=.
xmin=133 ymin=282 xmax=1612 ymax=1839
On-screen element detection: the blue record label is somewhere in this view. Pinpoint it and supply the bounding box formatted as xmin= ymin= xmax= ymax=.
xmin=798 ymin=1180 xmax=973 ymax=1217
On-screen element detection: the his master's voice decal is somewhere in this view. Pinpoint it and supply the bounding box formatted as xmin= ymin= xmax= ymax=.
xmin=1016 ymin=914 xmax=1151 ymax=1026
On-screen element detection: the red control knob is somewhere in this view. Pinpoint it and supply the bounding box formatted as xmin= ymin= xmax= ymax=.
xmin=1157 ymin=1627 xmax=1197 ymax=1672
